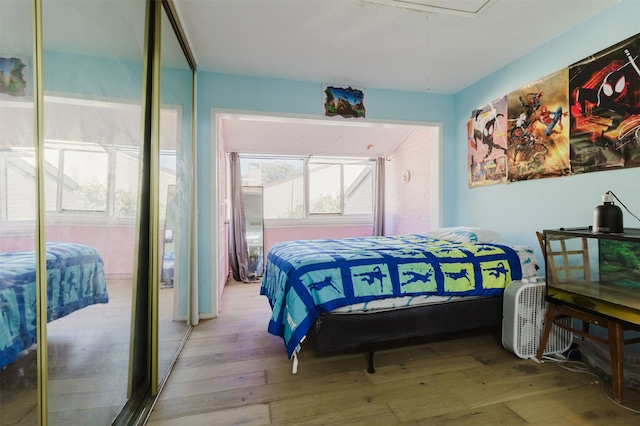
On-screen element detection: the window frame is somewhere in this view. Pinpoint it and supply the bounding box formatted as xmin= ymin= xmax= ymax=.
xmin=44 ymin=141 xmax=112 ymax=215
xmin=239 ymin=154 xmax=376 ymax=227
xmin=0 ymin=96 xmax=180 ymax=226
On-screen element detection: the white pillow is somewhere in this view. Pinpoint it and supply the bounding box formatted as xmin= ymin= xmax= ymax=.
xmin=424 ymin=226 xmax=504 ymax=244
xmin=512 ymin=245 xmax=541 ymax=278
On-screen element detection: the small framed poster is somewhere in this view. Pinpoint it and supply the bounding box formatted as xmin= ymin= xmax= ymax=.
xmin=323 ymin=84 xmax=365 ymax=119
xmin=0 ymin=56 xmax=29 ymax=98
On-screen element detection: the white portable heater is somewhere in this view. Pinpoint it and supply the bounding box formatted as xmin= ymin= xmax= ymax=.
xmin=502 ymin=279 xmax=572 ymax=360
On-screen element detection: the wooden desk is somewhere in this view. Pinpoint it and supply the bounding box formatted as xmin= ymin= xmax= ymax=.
xmin=538 ymin=228 xmax=640 ymax=403
xmin=537 ymin=295 xmax=640 ymax=403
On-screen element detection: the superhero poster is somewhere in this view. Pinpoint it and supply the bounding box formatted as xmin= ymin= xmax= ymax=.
xmin=468 ymin=96 xmax=508 ymax=187
xmin=506 ymin=70 xmax=571 ymax=181
xmin=569 ymin=33 xmax=640 ymax=174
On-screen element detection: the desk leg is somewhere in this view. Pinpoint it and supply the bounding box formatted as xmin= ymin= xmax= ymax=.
xmin=537 ymin=303 xmax=556 ymax=361
xmin=608 ymin=322 xmax=624 ymax=403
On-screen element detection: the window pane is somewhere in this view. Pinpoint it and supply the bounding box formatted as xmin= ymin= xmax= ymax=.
xmin=115 ymin=150 xmax=139 ymax=217
xmin=309 ymin=163 xmax=341 ymax=214
xmin=241 ymin=158 xmax=304 ymax=219
xmin=344 ymin=163 xmax=373 ymax=215
xmin=5 ymin=151 xmax=37 ymax=221
xmin=160 ymin=151 xmax=177 ymax=223
xmin=61 ymin=150 xmax=108 ymax=211
xmin=43 ymin=148 xmax=59 ymax=212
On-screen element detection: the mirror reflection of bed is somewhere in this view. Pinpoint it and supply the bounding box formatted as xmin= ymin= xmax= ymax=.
xmin=0 ymin=242 xmax=131 ymax=423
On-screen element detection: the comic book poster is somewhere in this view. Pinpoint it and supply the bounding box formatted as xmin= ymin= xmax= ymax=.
xmin=569 ymin=33 xmax=640 ymax=174
xmin=506 ymin=70 xmax=571 ymax=181
xmin=467 ymin=96 xmax=508 ymax=187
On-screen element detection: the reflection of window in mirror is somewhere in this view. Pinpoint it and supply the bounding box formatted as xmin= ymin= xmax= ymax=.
xmin=162 ymin=184 xmax=178 ymax=287
xmin=243 ymin=186 xmax=264 ymax=276
xmin=1 ymin=96 xmax=180 ymax=222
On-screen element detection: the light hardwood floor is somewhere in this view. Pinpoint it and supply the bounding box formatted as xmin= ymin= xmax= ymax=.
xmin=0 ymin=278 xmax=187 ymax=425
xmin=147 ymin=280 xmax=640 ymax=425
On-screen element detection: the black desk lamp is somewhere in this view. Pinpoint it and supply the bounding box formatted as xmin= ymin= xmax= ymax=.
xmin=593 ymin=191 xmax=623 ymax=233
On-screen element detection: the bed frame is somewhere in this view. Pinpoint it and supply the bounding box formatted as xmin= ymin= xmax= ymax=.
xmin=307 ymin=296 xmax=503 ymax=373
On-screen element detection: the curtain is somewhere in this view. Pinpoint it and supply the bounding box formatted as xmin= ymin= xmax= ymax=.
xmin=373 ymin=157 xmax=385 ymax=236
xmin=228 ymin=152 xmax=258 ymax=282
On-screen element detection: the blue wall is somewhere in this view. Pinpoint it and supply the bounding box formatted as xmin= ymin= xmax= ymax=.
xmin=196 ymin=0 xmax=640 ymax=313
xmin=195 ymin=74 xmax=453 ymax=313
xmin=453 ymin=0 xmax=640 ymax=263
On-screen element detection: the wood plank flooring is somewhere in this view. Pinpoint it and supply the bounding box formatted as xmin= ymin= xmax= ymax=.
xmin=147 ymin=280 xmax=640 ymax=425
xmin=0 ymin=278 xmax=188 ymax=425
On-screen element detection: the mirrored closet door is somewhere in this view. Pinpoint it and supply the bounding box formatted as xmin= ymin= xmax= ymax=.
xmin=0 ymin=1 xmax=39 ymax=424
xmin=157 ymin=3 xmax=194 ymax=385
xmin=41 ymin=0 xmax=147 ymax=424
xmin=0 ymin=1 xmax=195 ymax=424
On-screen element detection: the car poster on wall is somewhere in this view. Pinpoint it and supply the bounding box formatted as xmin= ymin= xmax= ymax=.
xmin=569 ymin=33 xmax=640 ymax=174
xmin=506 ymin=69 xmax=571 ymax=182
xmin=467 ymin=96 xmax=508 ymax=187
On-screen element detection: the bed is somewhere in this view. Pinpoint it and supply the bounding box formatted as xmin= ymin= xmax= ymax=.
xmin=260 ymin=228 xmax=540 ymax=372
xmin=0 ymin=242 xmax=109 ymax=368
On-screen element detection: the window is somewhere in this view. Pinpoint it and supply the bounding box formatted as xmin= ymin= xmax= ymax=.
xmin=239 ymin=155 xmax=375 ymax=220
xmin=308 ymin=158 xmax=374 ymax=215
xmin=38 ymin=143 xmax=137 ymax=216
xmin=44 ymin=145 xmax=109 ymax=213
xmin=114 ymin=150 xmax=141 ymax=217
xmin=0 ymin=97 xmax=176 ymax=222
xmin=3 ymin=150 xmax=38 ymax=221
xmin=308 ymin=162 xmax=341 ymax=214
xmin=241 ymin=156 xmax=304 ymax=219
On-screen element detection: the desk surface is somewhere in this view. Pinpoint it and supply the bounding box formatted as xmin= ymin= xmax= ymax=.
xmin=547 ymin=287 xmax=640 ymax=326
xmin=544 ymin=227 xmax=640 ymax=241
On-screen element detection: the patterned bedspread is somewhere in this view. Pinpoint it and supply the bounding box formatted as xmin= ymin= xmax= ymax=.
xmin=0 ymin=242 xmax=109 ymax=368
xmin=260 ymin=234 xmax=522 ymax=358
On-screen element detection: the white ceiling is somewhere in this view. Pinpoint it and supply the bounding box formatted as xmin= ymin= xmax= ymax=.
xmin=171 ymin=0 xmax=620 ymax=158
xmin=174 ymin=0 xmax=619 ymax=94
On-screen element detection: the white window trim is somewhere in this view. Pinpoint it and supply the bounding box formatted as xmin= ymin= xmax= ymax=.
xmin=241 ymin=154 xmax=376 ymax=221
xmin=265 ymin=214 xmax=374 ymax=229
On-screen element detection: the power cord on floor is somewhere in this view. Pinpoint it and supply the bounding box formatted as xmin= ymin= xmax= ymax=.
xmin=541 ymin=349 xmax=640 ymax=414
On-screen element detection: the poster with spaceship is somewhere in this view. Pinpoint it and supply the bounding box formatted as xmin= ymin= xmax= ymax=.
xmin=506 ymin=70 xmax=571 ymax=182
xmin=468 ymin=96 xmax=508 ymax=187
xmin=569 ymin=33 xmax=640 ymax=174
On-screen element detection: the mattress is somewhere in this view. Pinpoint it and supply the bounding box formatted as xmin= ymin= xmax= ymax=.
xmin=330 ymin=245 xmax=539 ymax=314
xmin=261 ymin=234 xmax=526 ymax=358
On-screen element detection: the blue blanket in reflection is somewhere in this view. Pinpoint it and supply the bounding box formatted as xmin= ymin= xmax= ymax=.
xmin=0 ymin=243 xmax=109 ymax=368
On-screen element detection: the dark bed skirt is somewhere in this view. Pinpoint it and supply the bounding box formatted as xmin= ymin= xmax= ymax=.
xmin=308 ymin=296 xmax=503 ymax=353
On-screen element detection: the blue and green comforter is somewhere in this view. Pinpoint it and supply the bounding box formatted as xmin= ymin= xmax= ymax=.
xmin=260 ymin=234 xmax=522 ymax=358
xmin=0 ymin=242 xmax=109 ymax=368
